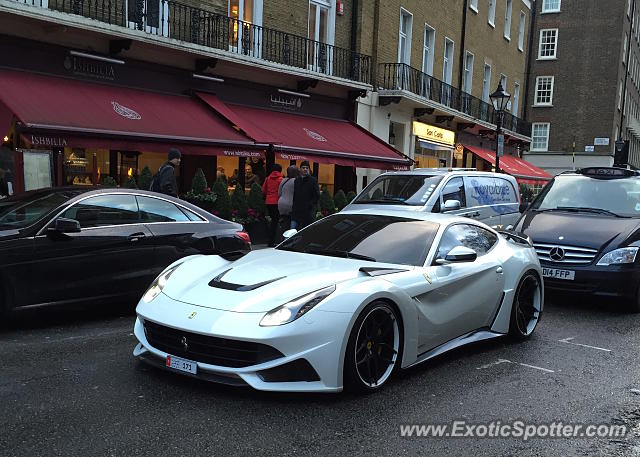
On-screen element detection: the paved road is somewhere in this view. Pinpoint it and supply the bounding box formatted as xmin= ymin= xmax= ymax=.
xmin=2 ymin=295 xmax=640 ymax=457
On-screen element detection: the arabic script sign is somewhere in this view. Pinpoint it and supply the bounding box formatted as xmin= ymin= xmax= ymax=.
xmin=112 ymin=102 xmax=141 ymax=120
xmin=269 ymin=94 xmax=303 ymax=111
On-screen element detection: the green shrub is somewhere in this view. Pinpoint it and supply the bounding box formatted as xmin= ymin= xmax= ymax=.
xmin=191 ymin=168 xmax=208 ymax=194
xmin=101 ymin=175 xmax=117 ymax=187
xmin=247 ymin=182 xmax=266 ymax=221
xmin=231 ymin=184 xmax=249 ymax=222
xmin=333 ymin=189 xmax=348 ymax=211
xmin=212 ymin=179 xmax=232 ymax=220
xmin=519 ymin=183 xmax=534 ymax=203
xmin=124 ymin=176 xmax=137 ymax=189
xmin=138 ymin=166 xmax=153 ymax=191
xmin=346 ymin=191 xmax=357 ymax=203
xmin=319 ymin=189 xmax=336 ymax=217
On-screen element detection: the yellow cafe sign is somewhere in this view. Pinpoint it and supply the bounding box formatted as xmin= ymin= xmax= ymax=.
xmin=412 ymin=121 xmax=455 ymax=147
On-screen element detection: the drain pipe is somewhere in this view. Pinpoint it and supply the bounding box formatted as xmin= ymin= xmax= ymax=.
xmin=458 ymin=0 xmax=468 ymax=90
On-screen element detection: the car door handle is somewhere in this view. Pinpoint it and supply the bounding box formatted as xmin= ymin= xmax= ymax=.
xmin=496 ymin=267 xmax=503 ymax=274
xmin=128 ymin=232 xmax=146 ymax=242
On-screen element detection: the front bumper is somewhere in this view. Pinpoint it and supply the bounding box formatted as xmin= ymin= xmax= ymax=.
xmin=541 ymin=262 xmax=640 ymax=298
xmin=132 ymin=293 xmax=352 ymax=392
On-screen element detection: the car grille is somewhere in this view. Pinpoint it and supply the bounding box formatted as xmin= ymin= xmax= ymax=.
xmin=143 ymin=320 xmax=284 ymax=368
xmin=533 ymin=243 xmax=599 ymax=264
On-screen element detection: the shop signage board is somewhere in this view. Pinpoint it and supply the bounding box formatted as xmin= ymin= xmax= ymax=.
xmin=585 ymin=145 xmax=595 ymax=152
xmin=497 ymin=134 xmax=504 ymax=157
xmin=593 ymin=137 xmax=609 ymax=146
xmin=20 ymin=149 xmax=52 ymax=191
xmin=412 ymin=122 xmax=455 ymax=147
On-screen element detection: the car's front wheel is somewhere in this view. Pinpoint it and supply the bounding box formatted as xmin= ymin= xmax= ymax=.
xmin=628 ymin=284 xmax=640 ymax=313
xmin=343 ymin=301 xmax=401 ymax=393
xmin=509 ymin=271 xmax=543 ymax=340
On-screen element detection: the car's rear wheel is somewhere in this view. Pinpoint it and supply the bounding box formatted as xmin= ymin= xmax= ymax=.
xmin=509 ymin=271 xmax=542 ymax=340
xmin=343 ymin=301 xmax=401 ymax=393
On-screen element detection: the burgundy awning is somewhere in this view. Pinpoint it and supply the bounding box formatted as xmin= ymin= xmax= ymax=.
xmin=0 ymin=69 xmax=254 ymax=155
xmin=464 ymin=145 xmax=553 ymax=182
xmin=196 ymin=92 xmax=411 ymax=170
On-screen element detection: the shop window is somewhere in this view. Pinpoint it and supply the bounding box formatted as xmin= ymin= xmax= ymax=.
xmin=119 ymin=152 xmax=140 ymax=186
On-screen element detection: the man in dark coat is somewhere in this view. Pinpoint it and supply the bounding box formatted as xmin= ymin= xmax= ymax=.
xmin=157 ymin=148 xmax=181 ymax=197
xmin=291 ymin=160 xmax=320 ymax=229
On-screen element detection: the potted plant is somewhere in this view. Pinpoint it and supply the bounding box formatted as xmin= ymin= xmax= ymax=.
xmin=346 ymin=191 xmax=357 ymax=204
xmin=211 ymin=178 xmax=232 ymax=220
xmin=183 ymin=168 xmax=218 ymax=213
xmin=230 ymin=184 xmax=249 ymax=225
xmin=318 ymin=187 xmax=336 ymax=219
xmin=245 ymin=182 xmax=269 ymax=244
xmin=138 ymin=166 xmax=153 ymax=191
xmin=334 ymin=189 xmax=348 ymax=212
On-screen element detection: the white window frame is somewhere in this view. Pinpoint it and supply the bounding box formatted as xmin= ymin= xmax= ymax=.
xmin=504 ymin=0 xmax=513 ymax=40
xmin=443 ymin=37 xmax=454 ymax=84
xmin=470 ymin=0 xmax=478 ymax=12
xmin=619 ymin=79 xmax=624 ymax=110
xmin=488 ymin=0 xmax=496 ymax=26
xmin=538 ymin=28 xmax=558 ymax=59
xmin=512 ymin=82 xmax=520 ymax=115
xmin=307 ymin=0 xmax=336 ymax=74
xmin=534 ymin=76 xmax=554 ymax=106
xmin=422 ymin=23 xmax=435 ymax=76
xmin=482 ymin=63 xmax=492 ymax=102
xmin=500 ymin=73 xmax=507 ymax=89
xmin=628 ymin=0 xmax=632 ymax=17
xmin=228 ymin=0 xmax=264 ymax=56
xmin=398 ymin=8 xmax=413 ymax=65
xmin=126 ymin=0 xmax=169 ymax=36
xmin=531 ymin=123 xmax=550 ymax=151
xmin=518 ymin=11 xmax=526 ymax=51
xmin=463 ymin=51 xmax=474 ymax=94
xmin=624 ymin=33 xmax=628 ymax=64
xmin=542 ymin=0 xmax=561 ymax=13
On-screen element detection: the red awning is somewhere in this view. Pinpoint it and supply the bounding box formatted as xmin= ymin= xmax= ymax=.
xmin=0 ymin=69 xmax=253 ymax=154
xmin=196 ymin=92 xmax=411 ymax=170
xmin=464 ymin=145 xmax=553 ymax=182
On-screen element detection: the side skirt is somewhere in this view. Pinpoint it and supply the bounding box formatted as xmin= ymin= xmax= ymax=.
xmin=405 ymin=329 xmax=505 ymax=370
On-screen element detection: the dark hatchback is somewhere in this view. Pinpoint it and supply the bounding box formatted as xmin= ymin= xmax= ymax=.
xmin=0 ymin=187 xmax=250 ymax=315
xmin=514 ymin=167 xmax=640 ymax=311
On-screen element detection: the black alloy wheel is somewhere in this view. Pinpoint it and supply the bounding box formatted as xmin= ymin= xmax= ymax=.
xmin=344 ymin=301 xmax=401 ymax=392
xmin=509 ymin=271 xmax=542 ymax=339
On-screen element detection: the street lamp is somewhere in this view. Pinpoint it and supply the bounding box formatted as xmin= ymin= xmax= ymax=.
xmin=489 ymin=82 xmax=511 ymax=173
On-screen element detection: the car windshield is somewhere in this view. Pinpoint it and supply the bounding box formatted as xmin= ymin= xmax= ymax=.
xmin=352 ymin=174 xmax=444 ymax=206
xmin=277 ymin=214 xmax=439 ymax=266
xmin=530 ymin=175 xmax=640 ymax=217
xmin=0 ymin=191 xmax=78 ymax=229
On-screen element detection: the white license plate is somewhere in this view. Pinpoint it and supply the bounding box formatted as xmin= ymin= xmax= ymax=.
xmin=166 ymin=355 xmax=197 ymax=374
xmin=542 ymin=268 xmax=575 ymax=281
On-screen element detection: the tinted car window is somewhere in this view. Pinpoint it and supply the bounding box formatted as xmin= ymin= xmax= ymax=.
xmin=0 ymin=191 xmax=77 ymax=230
xmin=278 ymin=214 xmax=440 ymax=266
xmin=137 ymin=196 xmax=190 ymax=222
xmin=61 ymin=194 xmax=139 ymax=228
xmin=352 ymin=175 xmax=444 ymax=206
xmin=435 ymin=224 xmax=498 ymax=261
xmin=441 ymin=177 xmax=466 ymax=208
xmin=531 ymin=175 xmax=640 ymax=217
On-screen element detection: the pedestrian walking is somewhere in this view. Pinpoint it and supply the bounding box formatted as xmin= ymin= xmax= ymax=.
xmin=277 ymin=165 xmax=299 ymax=236
xmin=150 ymin=148 xmax=181 ymax=197
xmin=262 ymin=163 xmax=283 ymax=246
xmin=291 ymin=160 xmax=320 ymax=230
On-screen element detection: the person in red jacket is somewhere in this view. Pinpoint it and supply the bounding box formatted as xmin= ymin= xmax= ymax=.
xmin=262 ymin=163 xmax=283 ymax=246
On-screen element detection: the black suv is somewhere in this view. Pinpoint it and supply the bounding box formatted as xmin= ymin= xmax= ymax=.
xmin=514 ymin=167 xmax=640 ymax=311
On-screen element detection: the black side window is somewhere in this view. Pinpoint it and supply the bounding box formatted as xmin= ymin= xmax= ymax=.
xmin=435 ymin=224 xmax=498 ymax=261
xmin=137 ymin=196 xmax=191 ymax=222
xmin=441 ymin=177 xmax=466 ymax=208
xmin=60 ymin=195 xmax=139 ymax=228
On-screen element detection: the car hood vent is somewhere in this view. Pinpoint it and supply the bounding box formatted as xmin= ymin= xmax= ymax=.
xmin=208 ymin=268 xmax=285 ymax=291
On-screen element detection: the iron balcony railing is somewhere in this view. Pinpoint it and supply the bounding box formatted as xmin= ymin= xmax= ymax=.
xmin=379 ymin=63 xmax=531 ymax=137
xmin=12 ymin=0 xmax=372 ymax=84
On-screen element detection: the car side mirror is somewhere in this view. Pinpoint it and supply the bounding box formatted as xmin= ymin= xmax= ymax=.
xmin=435 ymin=246 xmax=477 ymax=264
xmin=519 ymin=202 xmax=530 ymax=213
xmin=51 ymin=218 xmax=81 ymax=234
xmin=282 ymin=229 xmax=298 ymax=239
xmin=442 ymin=199 xmax=461 ymax=212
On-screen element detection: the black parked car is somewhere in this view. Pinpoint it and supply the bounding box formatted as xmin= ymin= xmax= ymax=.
xmin=514 ymin=167 xmax=640 ymax=311
xmin=0 ymin=187 xmax=250 ymax=315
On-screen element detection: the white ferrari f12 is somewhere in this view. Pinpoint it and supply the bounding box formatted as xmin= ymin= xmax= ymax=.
xmin=133 ymin=208 xmax=543 ymax=393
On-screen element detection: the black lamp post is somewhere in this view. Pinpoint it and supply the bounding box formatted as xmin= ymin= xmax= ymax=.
xmin=489 ymin=82 xmax=511 ymax=173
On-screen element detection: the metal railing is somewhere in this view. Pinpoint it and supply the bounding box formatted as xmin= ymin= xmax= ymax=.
xmin=12 ymin=0 xmax=372 ymax=84
xmin=379 ymin=63 xmax=531 ymax=137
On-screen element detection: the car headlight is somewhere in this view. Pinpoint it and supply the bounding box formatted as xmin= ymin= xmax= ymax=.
xmin=259 ymin=285 xmax=336 ymax=327
xmin=142 ymin=265 xmax=180 ymax=303
xmin=596 ymin=247 xmax=639 ymax=266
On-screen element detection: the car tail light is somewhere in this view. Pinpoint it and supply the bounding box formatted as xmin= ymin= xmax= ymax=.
xmin=236 ymin=231 xmax=251 ymax=245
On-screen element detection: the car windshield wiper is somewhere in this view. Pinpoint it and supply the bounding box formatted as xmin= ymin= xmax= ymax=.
xmin=304 ymin=248 xmax=376 ymax=262
xmin=555 ymin=206 xmax=627 ymax=218
xmin=357 ymin=197 xmax=409 ymax=205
